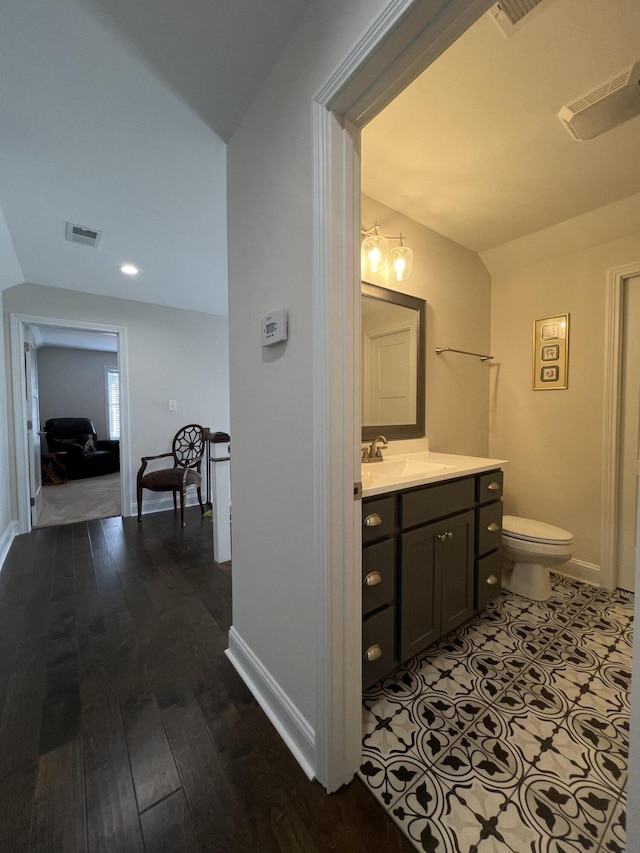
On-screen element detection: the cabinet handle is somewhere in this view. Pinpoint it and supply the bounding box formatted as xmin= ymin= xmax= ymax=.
xmin=447 ymin=531 xmax=453 ymax=539
xmin=364 ymin=513 xmax=382 ymax=527
xmin=487 ymin=481 xmax=500 ymax=491
xmin=365 ymin=644 xmax=382 ymax=662
xmin=487 ymin=522 xmax=500 ymax=532
xmin=364 ymin=571 xmax=382 ymax=587
xmin=486 ymin=574 xmax=499 ymax=586
xmin=437 ymin=531 xmax=453 ymax=541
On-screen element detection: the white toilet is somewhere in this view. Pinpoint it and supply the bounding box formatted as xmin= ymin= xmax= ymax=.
xmin=501 ymin=515 xmax=574 ymax=601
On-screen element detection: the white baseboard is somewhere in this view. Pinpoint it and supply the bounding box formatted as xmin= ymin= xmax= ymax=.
xmin=226 ymin=626 xmax=316 ymax=780
xmin=129 ymin=493 xmax=205 ymax=518
xmin=0 ymin=520 xmax=18 ymax=574
xmin=555 ymin=558 xmax=601 ymax=588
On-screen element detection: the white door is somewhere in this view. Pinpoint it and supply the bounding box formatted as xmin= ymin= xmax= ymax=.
xmin=618 ymin=274 xmax=640 ymax=591
xmin=362 ymin=321 xmax=416 ymax=425
xmin=24 ymin=339 xmax=43 ymax=526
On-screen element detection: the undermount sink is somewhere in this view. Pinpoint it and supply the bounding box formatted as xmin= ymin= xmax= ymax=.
xmin=361 ymin=457 xmax=454 ymax=483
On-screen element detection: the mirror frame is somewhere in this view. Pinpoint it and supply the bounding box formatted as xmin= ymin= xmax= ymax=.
xmin=361 ymin=281 xmax=426 ymax=441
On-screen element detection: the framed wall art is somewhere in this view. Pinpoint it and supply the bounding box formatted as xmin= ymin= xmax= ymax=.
xmin=533 ymin=314 xmax=569 ymax=390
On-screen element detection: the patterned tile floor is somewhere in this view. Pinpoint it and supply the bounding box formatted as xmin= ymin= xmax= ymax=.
xmin=360 ymin=575 xmax=633 ymax=853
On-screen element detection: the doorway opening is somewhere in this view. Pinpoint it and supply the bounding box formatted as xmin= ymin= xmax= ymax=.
xmin=9 ymin=312 xmax=130 ymax=534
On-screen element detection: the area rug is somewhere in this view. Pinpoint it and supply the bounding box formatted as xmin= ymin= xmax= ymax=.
xmin=36 ymin=472 xmax=121 ymax=527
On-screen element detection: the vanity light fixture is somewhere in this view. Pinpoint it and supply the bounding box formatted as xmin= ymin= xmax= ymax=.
xmin=361 ymin=223 xmax=388 ymax=274
xmin=119 ymin=263 xmax=139 ymax=276
xmin=389 ymin=234 xmax=413 ymax=282
xmin=361 ymin=223 xmax=413 ymax=281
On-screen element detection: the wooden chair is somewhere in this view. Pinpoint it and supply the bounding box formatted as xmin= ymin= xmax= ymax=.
xmin=136 ymin=424 xmax=206 ymax=527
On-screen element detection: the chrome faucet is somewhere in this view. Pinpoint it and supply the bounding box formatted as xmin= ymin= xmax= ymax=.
xmin=362 ymin=434 xmax=387 ymax=463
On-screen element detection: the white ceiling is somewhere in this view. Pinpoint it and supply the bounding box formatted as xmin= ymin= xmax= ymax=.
xmin=362 ymin=0 xmax=640 ymax=254
xmin=0 ymin=0 xmax=310 ymax=317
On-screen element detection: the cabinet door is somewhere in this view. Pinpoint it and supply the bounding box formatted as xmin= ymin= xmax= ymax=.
xmin=399 ymin=521 xmax=442 ymax=661
xmin=440 ymin=510 xmax=475 ymax=635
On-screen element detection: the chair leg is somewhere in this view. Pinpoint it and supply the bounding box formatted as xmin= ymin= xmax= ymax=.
xmin=172 ymin=491 xmax=177 ymax=513
xmin=197 ymin=485 xmax=204 ymax=514
xmin=137 ymin=482 xmax=143 ymax=522
xmin=180 ymin=488 xmax=186 ymax=528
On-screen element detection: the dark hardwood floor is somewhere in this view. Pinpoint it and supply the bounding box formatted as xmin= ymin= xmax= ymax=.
xmin=0 ymin=508 xmax=413 ymax=853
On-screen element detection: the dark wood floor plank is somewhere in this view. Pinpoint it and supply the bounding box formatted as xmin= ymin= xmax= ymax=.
xmin=139 ymin=789 xmax=201 ymax=853
xmin=121 ymin=693 xmax=181 ymax=813
xmin=39 ymin=633 xmax=81 ymax=756
xmin=80 ymin=633 xmax=144 ymax=853
xmin=30 ymin=739 xmax=87 ymax=853
xmin=0 ymin=635 xmax=48 ymax=779
xmin=0 ymin=762 xmax=37 ymax=853
xmin=161 ymin=698 xmax=255 ymax=853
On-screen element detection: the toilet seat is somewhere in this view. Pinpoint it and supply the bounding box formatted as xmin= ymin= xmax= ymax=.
xmin=502 ymin=515 xmax=573 ymax=546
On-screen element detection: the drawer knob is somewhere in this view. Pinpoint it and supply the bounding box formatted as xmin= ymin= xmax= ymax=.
xmin=364 ymin=513 xmax=382 ymax=528
xmin=486 ymin=574 xmax=499 ymax=586
xmin=364 ymin=571 xmax=383 ymax=587
xmin=365 ymin=644 xmax=382 ymax=662
xmin=437 ymin=531 xmax=454 ymax=541
xmin=487 ymin=522 xmax=500 ymax=532
xmin=487 ymin=481 xmax=500 ymax=491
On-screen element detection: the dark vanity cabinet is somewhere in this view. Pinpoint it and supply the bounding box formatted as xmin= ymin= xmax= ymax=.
xmin=362 ymin=469 xmax=503 ymax=689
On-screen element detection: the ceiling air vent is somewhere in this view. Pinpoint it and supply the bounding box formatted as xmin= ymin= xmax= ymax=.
xmin=65 ymin=221 xmax=102 ymax=248
xmin=488 ymin=0 xmax=547 ymax=37
xmin=558 ymin=62 xmax=640 ymax=141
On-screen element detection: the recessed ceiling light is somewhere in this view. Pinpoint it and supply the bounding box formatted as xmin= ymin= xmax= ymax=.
xmin=119 ymin=263 xmax=139 ymax=276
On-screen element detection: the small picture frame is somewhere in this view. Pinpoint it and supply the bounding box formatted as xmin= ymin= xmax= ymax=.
xmin=540 ymin=365 xmax=559 ymax=382
xmin=533 ymin=314 xmax=569 ymax=390
xmin=541 ymin=344 xmax=559 ymax=362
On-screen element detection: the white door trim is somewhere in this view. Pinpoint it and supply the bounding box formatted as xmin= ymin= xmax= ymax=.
xmin=602 ymin=261 xmax=640 ymax=590
xmin=311 ymin=0 xmax=494 ymax=791
xmin=9 ymin=313 xmax=130 ymax=533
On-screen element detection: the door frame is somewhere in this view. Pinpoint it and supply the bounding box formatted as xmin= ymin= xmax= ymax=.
xmin=311 ymin=0 xmax=494 ymax=791
xmin=9 ymin=312 xmax=130 ymax=533
xmin=601 ymin=261 xmax=640 ymax=590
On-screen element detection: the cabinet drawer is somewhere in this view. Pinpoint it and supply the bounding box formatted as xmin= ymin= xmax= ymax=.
xmin=477 ymin=470 xmax=503 ymax=504
xmin=362 ymin=496 xmax=396 ymax=543
xmin=400 ymin=477 xmax=475 ymax=529
xmin=362 ymin=539 xmax=395 ymax=616
xmin=362 ymin=606 xmax=396 ymax=689
xmin=476 ymin=550 xmax=503 ymax=610
xmin=477 ymin=501 xmax=503 ymax=557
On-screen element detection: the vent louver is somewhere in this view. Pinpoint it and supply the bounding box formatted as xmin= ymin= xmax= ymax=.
xmin=558 ymin=62 xmax=640 ymax=141
xmin=65 ymin=221 xmax=102 ymax=248
xmin=489 ymin=0 xmax=546 ymax=36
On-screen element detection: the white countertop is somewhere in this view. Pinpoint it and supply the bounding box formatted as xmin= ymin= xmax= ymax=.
xmin=361 ymin=451 xmax=507 ymax=498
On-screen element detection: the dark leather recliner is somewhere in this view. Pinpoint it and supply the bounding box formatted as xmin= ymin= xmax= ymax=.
xmin=43 ymin=417 xmax=120 ymax=480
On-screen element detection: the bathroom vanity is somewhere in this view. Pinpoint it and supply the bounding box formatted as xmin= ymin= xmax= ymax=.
xmin=361 ymin=453 xmax=506 ymax=689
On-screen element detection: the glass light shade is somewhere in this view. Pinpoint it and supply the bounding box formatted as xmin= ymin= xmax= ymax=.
xmin=389 ymin=245 xmax=413 ymax=281
xmin=361 ymin=233 xmax=388 ymax=274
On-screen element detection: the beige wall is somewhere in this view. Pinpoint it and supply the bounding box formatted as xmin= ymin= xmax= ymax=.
xmin=489 ymin=230 xmax=640 ymax=570
xmin=362 ymin=195 xmax=492 ymax=457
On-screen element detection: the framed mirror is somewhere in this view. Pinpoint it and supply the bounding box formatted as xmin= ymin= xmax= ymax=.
xmin=361 ymin=281 xmax=426 ymax=441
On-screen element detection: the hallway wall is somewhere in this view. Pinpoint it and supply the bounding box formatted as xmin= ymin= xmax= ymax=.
xmin=3 ymin=283 xmax=229 ymax=520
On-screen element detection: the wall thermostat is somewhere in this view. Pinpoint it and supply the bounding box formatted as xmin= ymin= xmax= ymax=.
xmin=261 ymin=310 xmax=288 ymax=347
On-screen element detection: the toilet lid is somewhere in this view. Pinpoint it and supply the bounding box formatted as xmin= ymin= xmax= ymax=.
xmin=502 ymin=515 xmax=573 ymax=545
